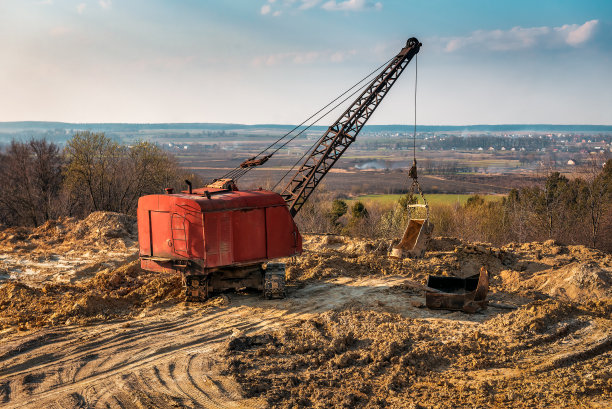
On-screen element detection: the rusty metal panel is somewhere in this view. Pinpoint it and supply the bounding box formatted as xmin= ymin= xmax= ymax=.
xmin=173 ymin=201 xmax=204 ymax=260
xmin=204 ymin=211 xmax=233 ymax=267
xmin=232 ymin=208 xmax=266 ymax=262
xmin=185 ymin=212 xmax=204 ymax=260
xmin=137 ymin=206 xmax=152 ymax=257
xmin=150 ymin=211 xmax=174 ymax=258
xmin=189 ymin=189 xmax=287 ymax=213
xmin=266 ymin=206 xmax=301 ymax=259
xmin=140 ymin=258 xmax=175 ymax=274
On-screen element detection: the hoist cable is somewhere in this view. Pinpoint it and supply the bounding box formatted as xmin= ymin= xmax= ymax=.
xmin=270 ymin=73 xmax=379 ymax=191
xmin=216 ymin=56 xmax=395 ymax=181
xmin=406 ymin=54 xmax=428 ymax=220
xmin=256 ymin=56 xmax=393 ymax=158
xmin=413 ymin=54 xmax=417 ymax=161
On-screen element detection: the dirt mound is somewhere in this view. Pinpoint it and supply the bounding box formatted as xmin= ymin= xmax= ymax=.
xmin=290 ymin=235 xmax=612 ymax=305
xmin=0 ymin=259 xmax=183 ymax=331
xmin=0 ymin=212 xmax=138 ymax=284
xmin=499 ymin=262 xmax=612 ymax=301
xmin=23 ymin=211 xmax=137 ymax=253
xmin=0 ymin=211 xmax=136 ymax=254
xmin=485 ymin=299 xmax=587 ymax=335
xmin=62 ymin=211 xmax=137 ymax=250
xmin=224 ymin=303 xmax=612 ymax=408
xmin=303 ymin=234 xmax=392 ymax=255
xmin=493 ymin=241 xmax=612 ymax=302
xmin=289 ymin=235 xmax=507 ymax=285
xmin=1 ymin=224 xmax=611 ymax=408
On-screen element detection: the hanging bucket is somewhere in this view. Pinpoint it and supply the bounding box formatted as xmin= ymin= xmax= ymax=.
xmin=389 ymin=182 xmax=433 ymax=259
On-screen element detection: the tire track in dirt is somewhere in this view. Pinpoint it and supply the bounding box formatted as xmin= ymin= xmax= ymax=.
xmin=4 ymin=274 xmax=608 ymax=408
xmin=3 ymin=278 xmax=397 ymax=408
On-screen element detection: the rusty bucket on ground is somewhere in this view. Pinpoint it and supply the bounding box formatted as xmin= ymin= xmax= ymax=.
xmin=425 ymin=266 xmax=489 ymax=313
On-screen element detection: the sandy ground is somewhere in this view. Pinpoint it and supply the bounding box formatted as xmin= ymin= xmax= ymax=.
xmin=0 ymin=212 xmax=611 ymax=408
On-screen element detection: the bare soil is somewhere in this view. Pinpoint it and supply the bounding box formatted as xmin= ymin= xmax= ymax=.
xmin=0 ymin=213 xmax=610 ymax=408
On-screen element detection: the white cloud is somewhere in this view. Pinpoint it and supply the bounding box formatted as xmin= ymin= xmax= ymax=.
xmin=77 ymin=3 xmax=86 ymax=14
xmin=299 ymin=0 xmax=322 ymax=10
xmin=37 ymin=0 xmax=53 ymax=4
xmin=330 ymin=49 xmax=356 ymax=62
xmin=251 ymin=49 xmax=356 ymax=66
xmin=444 ymin=19 xmax=599 ymax=52
xmin=263 ymin=0 xmax=380 ymax=14
xmin=559 ymin=20 xmax=599 ymax=46
xmin=99 ymin=0 xmax=112 ymax=9
xmin=273 ymin=10 xmax=282 ymax=17
xmin=322 ymin=0 xmax=382 ymax=11
xmin=292 ymin=51 xmax=319 ymax=64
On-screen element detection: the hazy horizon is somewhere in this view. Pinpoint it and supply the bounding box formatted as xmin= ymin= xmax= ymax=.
xmin=1 ymin=121 xmax=611 ymax=128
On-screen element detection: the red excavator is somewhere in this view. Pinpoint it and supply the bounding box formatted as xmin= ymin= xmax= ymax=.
xmin=137 ymin=38 xmax=423 ymax=300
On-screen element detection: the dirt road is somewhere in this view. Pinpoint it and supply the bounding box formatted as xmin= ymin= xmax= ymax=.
xmin=1 ymin=275 xmax=446 ymax=408
xmin=1 ymin=273 xmax=610 ymax=408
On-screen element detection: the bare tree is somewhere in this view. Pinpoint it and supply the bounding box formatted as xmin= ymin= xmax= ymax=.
xmin=63 ymin=132 xmax=181 ymax=216
xmin=580 ymin=158 xmax=612 ymax=248
xmin=0 ymin=139 xmax=63 ymax=226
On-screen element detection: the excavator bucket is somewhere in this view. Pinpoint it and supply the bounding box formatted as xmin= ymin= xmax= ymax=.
xmin=390 ymin=217 xmax=433 ymax=259
xmin=424 ymin=267 xmax=489 ymax=313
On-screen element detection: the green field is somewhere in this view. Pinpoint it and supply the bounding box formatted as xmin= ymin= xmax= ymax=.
xmin=348 ymin=193 xmax=503 ymax=207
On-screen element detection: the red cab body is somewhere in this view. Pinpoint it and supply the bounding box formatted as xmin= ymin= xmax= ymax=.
xmin=137 ymin=187 xmax=302 ymax=274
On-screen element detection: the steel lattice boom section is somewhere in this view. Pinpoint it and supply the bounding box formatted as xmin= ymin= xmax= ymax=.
xmin=280 ymin=38 xmax=421 ymax=217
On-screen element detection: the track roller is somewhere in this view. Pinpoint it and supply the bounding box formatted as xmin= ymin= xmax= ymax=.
xmin=263 ymin=263 xmax=286 ymax=299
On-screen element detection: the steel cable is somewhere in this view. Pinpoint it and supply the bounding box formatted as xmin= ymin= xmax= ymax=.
xmin=216 ymin=56 xmax=395 ymax=182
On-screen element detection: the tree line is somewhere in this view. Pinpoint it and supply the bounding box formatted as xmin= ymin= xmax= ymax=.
xmin=0 ymin=132 xmax=198 ymax=226
xmin=296 ymin=159 xmax=612 ymax=252
xmin=2 ymin=133 xmax=611 ymax=252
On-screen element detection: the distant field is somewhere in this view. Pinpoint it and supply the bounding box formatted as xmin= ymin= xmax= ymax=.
xmin=348 ymin=193 xmax=504 ymax=207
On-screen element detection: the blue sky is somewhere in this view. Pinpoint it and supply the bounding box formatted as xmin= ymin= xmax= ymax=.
xmin=0 ymin=0 xmax=610 ymax=124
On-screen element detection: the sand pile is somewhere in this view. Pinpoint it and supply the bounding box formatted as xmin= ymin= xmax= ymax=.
xmin=0 ymin=211 xmax=137 ymax=254
xmin=224 ymin=301 xmax=612 ymax=408
xmin=290 ymin=234 xmax=612 ymax=303
xmin=0 ymin=259 xmax=182 ymax=331
xmin=495 ymin=241 xmax=612 ymax=301
xmin=0 ymin=212 xmax=139 ymax=283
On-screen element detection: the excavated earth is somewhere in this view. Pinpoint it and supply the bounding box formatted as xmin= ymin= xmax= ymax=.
xmin=0 ymin=212 xmax=610 ymax=408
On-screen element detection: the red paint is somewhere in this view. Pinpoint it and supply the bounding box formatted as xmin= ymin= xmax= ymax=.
xmin=137 ymin=188 xmax=302 ymax=273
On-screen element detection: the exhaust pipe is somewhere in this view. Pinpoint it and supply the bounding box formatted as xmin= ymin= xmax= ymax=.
xmin=185 ymin=180 xmax=192 ymax=194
